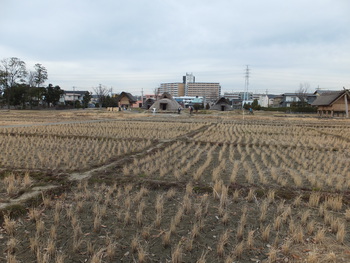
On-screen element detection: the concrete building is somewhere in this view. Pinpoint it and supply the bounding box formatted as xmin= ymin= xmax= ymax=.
xmin=224 ymin=92 xmax=253 ymax=101
xmin=186 ymin=82 xmax=221 ymax=102
xmin=159 ymin=73 xmax=221 ymax=102
xmin=159 ymin=83 xmax=185 ymax=96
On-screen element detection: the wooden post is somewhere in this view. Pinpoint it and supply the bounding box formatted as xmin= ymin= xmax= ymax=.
xmin=345 ymin=93 xmax=349 ymax=118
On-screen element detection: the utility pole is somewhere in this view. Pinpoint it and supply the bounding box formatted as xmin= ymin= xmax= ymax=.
xmin=141 ymin=88 xmax=144 ymax=106
xmin=73 ymin=86 xmax=75 ymax=109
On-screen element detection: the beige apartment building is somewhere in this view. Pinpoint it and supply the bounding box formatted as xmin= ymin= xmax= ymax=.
xmin=158 ymin=73 xmax=221 ymax=102
xmin=159 ymin=82 xmax=185 ymax=96
xmin=186 ymin=82 xmax=221 ymax=102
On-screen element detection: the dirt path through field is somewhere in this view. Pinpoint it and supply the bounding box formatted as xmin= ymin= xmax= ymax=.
xmin=0 ymin=185 xmax=57 ymax=210
xmin=68 ymin=123 xmax=212 ymax=181
xmin=0 ymin=122 xmax=212 ymax=211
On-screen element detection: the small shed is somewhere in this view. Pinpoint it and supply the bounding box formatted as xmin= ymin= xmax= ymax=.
xmin=311 ymin=89 xmax=350 ymax=117
xmin=115 ymin=92 xmax=137 ymax=109
xmin=210 ymin=97 xmax=233 ymax=111
xmin=149 ymin=93 xmax=181 ymax=112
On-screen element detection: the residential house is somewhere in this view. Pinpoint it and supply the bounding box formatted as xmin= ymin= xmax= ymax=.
xmin=258 ymin=94 xmax=279 ymax=107
xmin=279 ymin=93 xmax=315 ymax=107
xmin=60 ymin=90 xmax=89 ymax=105
xmin=279 ymin=93 xmax=300 ymax=107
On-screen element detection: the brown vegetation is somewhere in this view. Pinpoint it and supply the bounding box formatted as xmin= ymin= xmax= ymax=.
xmin=0 ymin=111 xmax=349 ymax=262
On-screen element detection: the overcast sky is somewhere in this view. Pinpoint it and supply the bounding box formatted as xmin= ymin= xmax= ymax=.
xmin=1 ymin=0 xmax=350 ymax=95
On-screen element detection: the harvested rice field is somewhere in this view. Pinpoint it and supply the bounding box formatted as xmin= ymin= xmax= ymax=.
xmin=0 ymin=109 xmax=349 ymax=263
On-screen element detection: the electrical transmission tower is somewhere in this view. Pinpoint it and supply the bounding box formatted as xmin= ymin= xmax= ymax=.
xmin=242 ymin=65 xmax=250 ymax=120
xmin=244 ymin=65 xmax=250 ymax=102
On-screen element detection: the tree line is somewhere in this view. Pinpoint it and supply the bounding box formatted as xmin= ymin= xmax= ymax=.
xmin=0 ymin=57 xmax=66 ymax=109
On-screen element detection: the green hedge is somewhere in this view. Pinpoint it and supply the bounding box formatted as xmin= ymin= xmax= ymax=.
xmin=261 ymin=106 xmax=317 ymax=113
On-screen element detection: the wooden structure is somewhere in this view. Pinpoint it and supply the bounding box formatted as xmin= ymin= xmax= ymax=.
xmin=312 ymin=89 xmax=350 ymax=118
xmin=210 ymin=97 xmax=233 ymax=111
xmin=115 ymin=92 xmax=137 ymax=109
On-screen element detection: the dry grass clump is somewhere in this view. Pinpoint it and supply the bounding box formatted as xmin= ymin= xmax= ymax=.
xmin=29 ymin=236 xmax=39 ymax=254
xmin=259 ymin=199 xmax=269 ymax=222
xmin=183 ymin=194 xmax=192 ymax=214
xmin=193 ymin=146 xmax=215 ymax=181
xmin=309 ymin=192 xmax=321 ymax=207
xmin=246 ymin=188 xmax=255 ymax=203
xmin=1 ymin=172 xmax=34 ymax=198
xmin=232 ymin=241 xmax=245 ymax=259
xmin=236 ymin=206 xmax=248 ymax=240
xmin=90 ymin=248 xmax=104 ymax=263
xmin=314 ymin=228 xmax=326 ymax=243
xmin=173 ymin=205 xmax=185 ymax=227
xmin=261 ymin=224 xmax=271 ymax=242
xmin=307 ymin=251 xmax=319 ymax=263
xmin=246 ymin=230 xmax=255 ymax=249
xmin=166 ymin=188 xmax=176 ymax=199
xmin=336 ymin=221 xmax=346 ymax=243
xmin=291 ymin=225 xmax=304 ymax=244
xmin=281 ymin=239 xmax=291 ymax=255
xmin=172 ymin=243 xmax=183 ymax=263
xmin=137 ymin=244 xmax=147 ymax=263
xmin=232 ymin=189 xmax=240 ymax=202
xmin=306 ymin=220 xmax=315 ymax=235
xmin=7 ymin=237 xmax=18 ymax=254
xmin=345 ymin=209 xmax=350 ymax=221
xmin=28 ymin=207 xmax=42 ymax=222
xmin=324 ymin=195 xmax=343 ymax=212
xmin=267 ymin=246 xmax=278 ymax=263
xmin=216 ymin=229 xmax=230 ymax=257
xmin=301 ymin=209 xmax=311 ymax=225
xmin=3 ymin=215 xmax=17 ymax=236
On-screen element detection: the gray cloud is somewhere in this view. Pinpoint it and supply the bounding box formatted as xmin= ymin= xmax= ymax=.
xmin=1 ymin=0 xmax=350 ymax=94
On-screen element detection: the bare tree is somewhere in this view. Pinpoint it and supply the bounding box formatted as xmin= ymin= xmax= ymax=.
xmin=93 ymin=84 xmax=109 ymax=108
xmin=26 ymin=64 xmax=48 ymax=108
xmin=0 ymin=57 xmax=27 ymax=109
xmin=33 ymin=63 xmax=48 ymax=87
xmin=153 ymin=87 xmax=159 ymax=100
xmin=0 ymin=70 xmax=6 ymax=93
xmin=27 ymin=71 xmax=36 ymax=88
xmin=296 ymin=82 xmax=310 ymax=104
